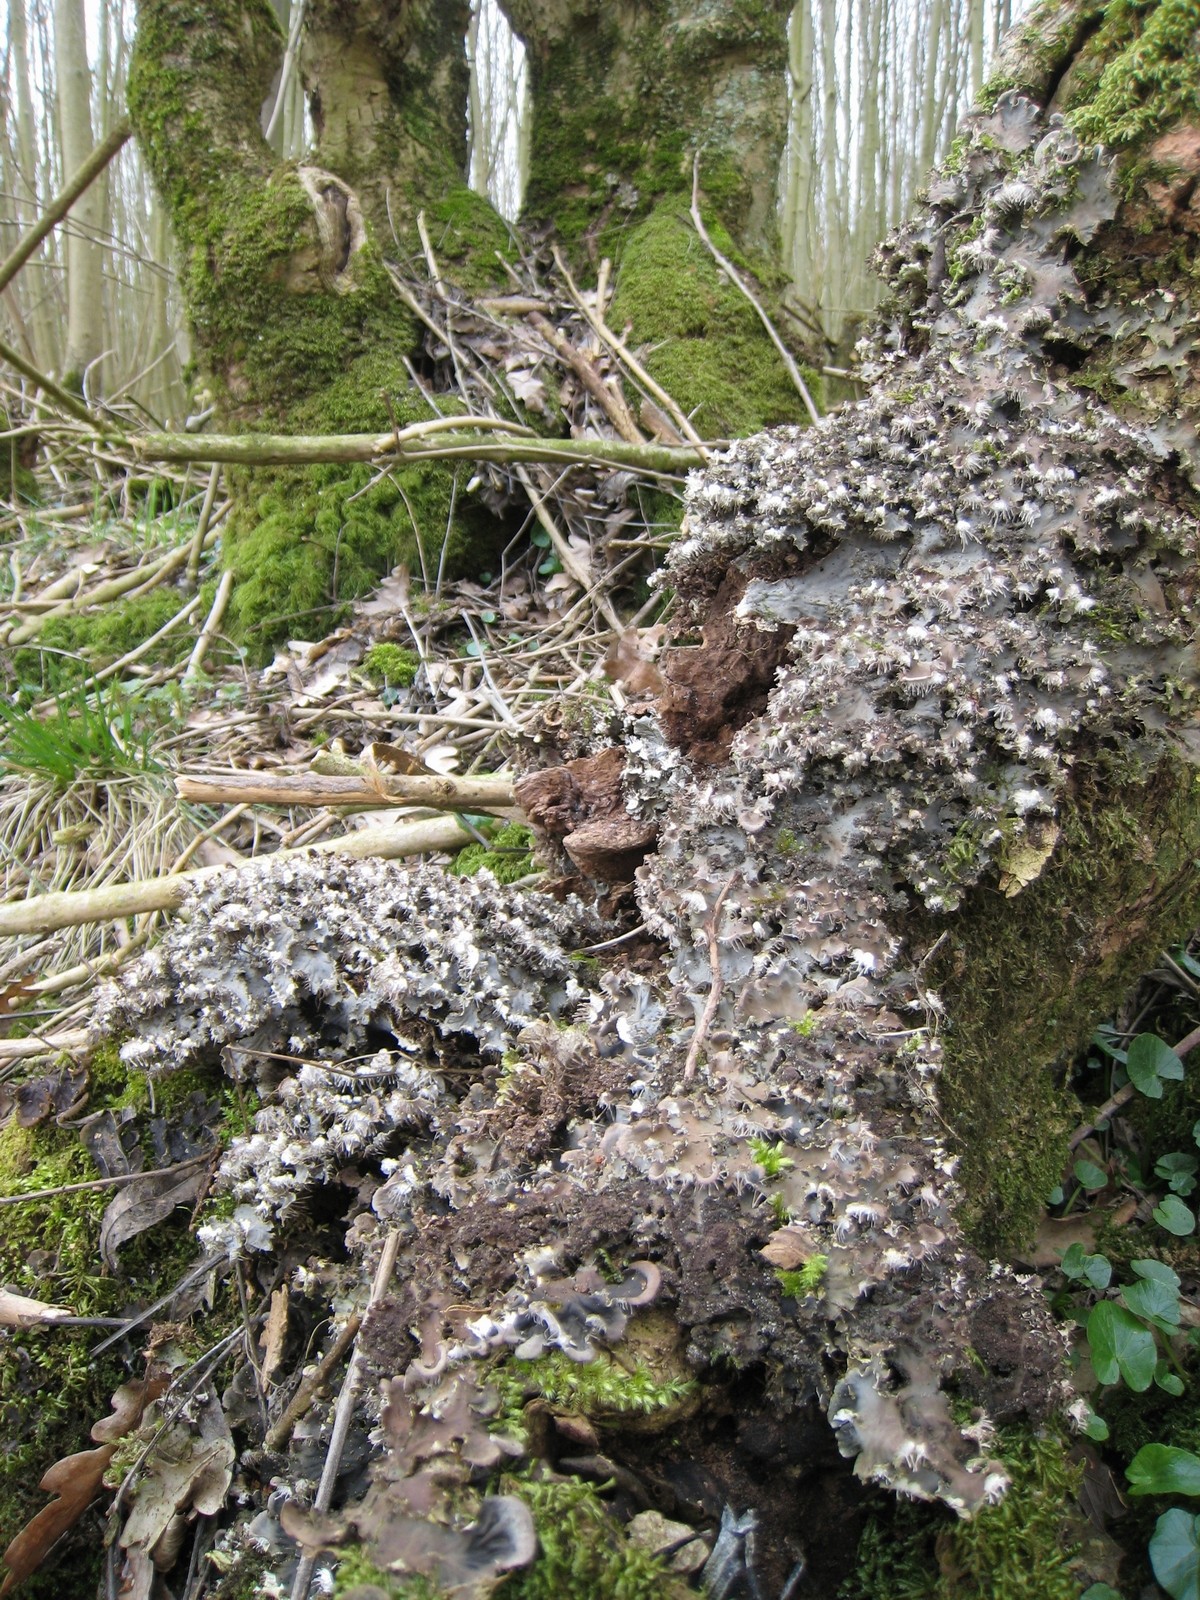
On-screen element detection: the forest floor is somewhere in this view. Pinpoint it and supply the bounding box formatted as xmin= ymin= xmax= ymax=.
xmin=2 ymin=263 xmax=1200 ymax=1600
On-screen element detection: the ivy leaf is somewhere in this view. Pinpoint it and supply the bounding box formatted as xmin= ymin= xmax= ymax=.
xmin=1193 ymin=1119 xmax=1200 ymax=1149
xmin=1123 ymin=1276 xmax=1181 ymax=1329
xmin=1158 ymin=1368 xmax=1186 ymax=1397
xmin=1127 ymin=1034 xmax=1186 ymax=1100
xmin=1129 ymin=1447 xmax=1200 ymax=1497
xmin=1150 ymin=1508 xmax=1200 ymax=1600
xmin=1074 ymin=1158 xmax=1109 ymax=1191
xmin=1080 ymin=1585 xmax=1123 ymax=1600
xmin=1061 ymin=1242 xmax=1112 ymax=1290
xmin=1133 ymin=1258 xmax=1182 ymax=1291
xmin=1088 ymin=1301 xmax=1157 ymax=1391
xmin=1154 ymin=1194 xmax=1197 ymax=1236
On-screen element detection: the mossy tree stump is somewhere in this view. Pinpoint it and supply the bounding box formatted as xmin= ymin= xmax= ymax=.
xmin=127 ymin=0 xmax=812 ymax=655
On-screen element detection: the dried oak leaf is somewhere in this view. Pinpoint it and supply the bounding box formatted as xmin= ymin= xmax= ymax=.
xmin=0 ymin=1377 xmax=166 ymax=1594
xmin=99 ymin=1163 xmax=208 ymax=1270
xmin=0 ymin=1446 xmax=115 ymax=1596
xmin=119 ymin=1395 xmax=234 ymax=1570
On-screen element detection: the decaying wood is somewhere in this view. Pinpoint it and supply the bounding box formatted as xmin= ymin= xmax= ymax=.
xmin=0 ymin=813 xmax=473 ymax=936
xmin=175 ymin=770 xmax=516 ymax=812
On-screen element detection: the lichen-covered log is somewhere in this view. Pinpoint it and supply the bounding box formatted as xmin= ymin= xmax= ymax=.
xmin=82 ymin=3 xmax=1200 ymax=1595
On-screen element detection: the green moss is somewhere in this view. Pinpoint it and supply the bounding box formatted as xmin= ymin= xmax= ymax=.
xmin=843 ymin=1425 xmax=1084 ymax=1600
xmin=448 ymin=822 xmax=537 ymax=885
xmin=332 ymin=1549 xmax=446 ymax=1599
xmin=221 ymin=353 xmax=503 ymax=657
xmin=501 ymin=1475 xmax=691 ymax=1600
xmin=493 ymin=1348 xmax=697 ymax=1429
xmin=1069 ymin=0 xmax=1200 ymax=150
xmin=607 ymin=202 xmax=818 ymax=438
xmin=776 ymin=1255 xmax=828 ymax=1299
xmin=12 ymin=590 xmax=191 ymax=693
xmin=925 ymin=757 xmax=1200 ymax=1255
xmin=363 ymin=642 xmax=420 ymax=688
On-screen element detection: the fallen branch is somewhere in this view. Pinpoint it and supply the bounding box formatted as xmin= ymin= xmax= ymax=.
xmin=0 ymin=118 xmax=132 ymax=300
xmin=184 ymin=568 xmax=234 ymax=680
xmin=0 ymin=813 xmax=475 ymax=938
xmin=175 ymin=769 xmax=516 ymax=811
xmin=527 ymin=311 xmax=645 ymax=445
xmin=134 ymin=427 xmax=709 ymax=474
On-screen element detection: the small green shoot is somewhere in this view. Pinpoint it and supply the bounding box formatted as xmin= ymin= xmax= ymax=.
xmin=0 ymin=684 xmax=162 ymax=787
xmin=775 ymin=1255 xmax=828 ymax=1299
xmin=750 ymin=1138 xmax=794 ymax=1179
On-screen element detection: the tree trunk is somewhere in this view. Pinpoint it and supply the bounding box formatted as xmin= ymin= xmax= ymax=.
xmin=38 ymin=1 xmax=1200 ymax=1595
xmin=56 ymin=0 xmax=106 ymax=392
xmin=127 ymin=0 xmax=811 ymax=654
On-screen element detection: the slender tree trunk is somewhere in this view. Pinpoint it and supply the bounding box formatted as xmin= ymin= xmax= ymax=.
xmin=55 ymin=0 xmax=106 ymax=391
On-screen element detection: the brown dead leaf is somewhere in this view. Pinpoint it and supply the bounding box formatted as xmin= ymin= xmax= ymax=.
xmin=92 ymin=1377 xmax=170 ymax=1444
xmin=605 ymin=632 xmax=664 ymax=697
xmin=759 ymin=1226 xmax=818 ymax=1271
xmin=13 ymin=1065 xmax=88 ymax=1128
xmin=99 ymin=1164 xmax=208 ymax=1271
xmin=0 ymin=1445 xmax=115 ymax=1595
xmin=0 ymin=980 xmax=36 ymax=1039
xmin=119 ymin=1395 xmax=234 ymax=1569
xmin=1019 ymin=1199 xmax=1139 ymax=1270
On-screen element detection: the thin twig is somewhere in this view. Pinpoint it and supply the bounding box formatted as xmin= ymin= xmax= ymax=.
xmin=0 ymin=1151 xmax=212 ymax=1207
xmin=683 ymin=874 xmax=737 ymax=1085
xmin=263 ymin=1314 xmax=362 ymax=1452
xmin=290 ymin=1230 xmax=402 ymax=1600
xmin=689 ymin=152 xmax=821 ymax=426
xmin=1069 ymin=1023 xmax=1200 ymax=1150
xmin=184 ymin=568 xmax=234 ymax=680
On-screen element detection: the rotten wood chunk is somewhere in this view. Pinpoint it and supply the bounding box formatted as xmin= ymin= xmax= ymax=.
xmin=655 ymin=566 xmax=797 ymax=765
xmin=515 ymin=747 xmax=656 ymax=883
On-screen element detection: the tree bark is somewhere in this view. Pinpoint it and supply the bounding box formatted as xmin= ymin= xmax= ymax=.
xmin=56 ymin=0 xmax=108 ymax=392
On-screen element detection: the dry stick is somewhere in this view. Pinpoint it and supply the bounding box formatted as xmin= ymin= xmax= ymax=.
xmin=0 ymin=117 xmax=131 ymax=298
xmin=186 ymin=464 xmax=221 ymax=586
xmin=175 ymin=770 xmax=516 ymax=811
xmin=134 ymin=427 xmax=701 ymax=475
xmin=1069 ymin=1023 xmax=1200 ymax=1151
xmin=0 ymin=1027 xmax=90 ymax=1063
xmin=689 ymin=154 xmax=821 ymax=428
xmin=0 ymin=1151 xmax=211 ymax=1208
xmin=184 ymin=568 xmax=234 ymax=680
xmin=682 ymin=874 xmax=737 ymax=1086
xmin=0 ymin=813 xmax=474 ymax=938
xmin=26 ymin=932 xmax=149 ymax=998
xmin=550 ymin=245 xmax=709 ymax=454
xmin=263 ymin=1313 xmax=362 ymax=1453
xmin=0 ymin=334 xmax=97 ymax=427
xmin=527 ymin=310 xmax=645 ymax=446
xmin=291 ymin=1230 xmax=402 ymax=1600
xmin=514 ymin=463 xmax=624 ymax=633
xmin=6 ymin=548 xmax=178 ymax=646
xmin=415 ymin=210 xmax=446 ymax=299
